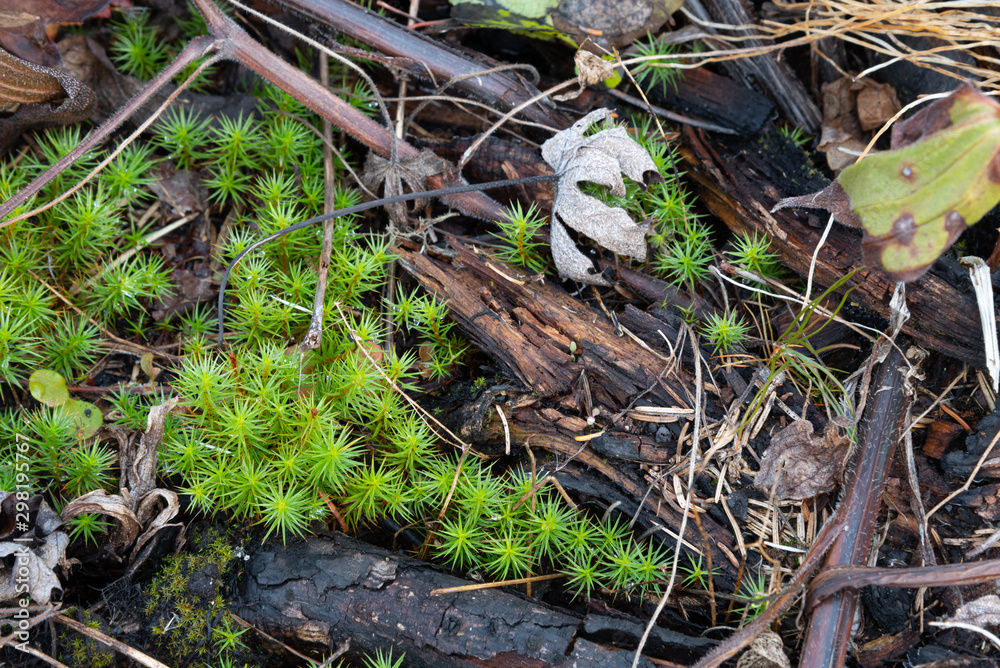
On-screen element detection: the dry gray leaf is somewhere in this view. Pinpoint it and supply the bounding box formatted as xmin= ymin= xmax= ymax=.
xmin=736 ymin=630 xmax=791 ymax=668
xmin=755 ymin=419 xmax=851 ymax=501
xmin=0 ymin=492 xmax=67 ymax=604
xmin=362 ymin=150 xmax=450 ymax=227
xmin=949 ymin=594 xmax=1000 ymax=628
xmin=541 ymin=108 xmax=660 ymax=285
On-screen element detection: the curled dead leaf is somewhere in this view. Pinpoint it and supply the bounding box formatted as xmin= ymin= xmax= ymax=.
xmin=0 ymin=492 xmax=67 ymax=604
xmin=62 ymin=397 xmax=181 ymax=560
xmin=541 ymin=108 xmax=661 ymax=285
xmin=754 ymin=419 xmax=852 ymax=501
xmin=948 ymin=593 xmax=1000 ymax=628
xmin=62 ymin=489 xmax=142 ymax=554
xmin=362 ymin=150 xmax=450 ymax=226
xmin=736 ymin=630 xmax=790 ymax=668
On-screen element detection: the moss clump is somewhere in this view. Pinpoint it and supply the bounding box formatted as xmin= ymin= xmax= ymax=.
xmin=143 ymin=525 xmax=254 ymax=667
xmin=59 ymin=609 xmax=115 ymax=668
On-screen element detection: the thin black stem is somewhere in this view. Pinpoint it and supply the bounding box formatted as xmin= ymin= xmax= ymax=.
xmin=216 ymin=174 xmax=559 ymax=346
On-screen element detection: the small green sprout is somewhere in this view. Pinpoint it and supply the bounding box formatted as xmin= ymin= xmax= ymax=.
xmin=778 ymin=124 xmax=811 ymax=150
xmin=680 ymin=553 xmax=719 ymax=589
xmin=735 ymin=570 xmax=770 ymax=622
xmin=630 ymin=35 xmax=682 ymax=94
xmin=727 ymin=231 xmax=781 ymax=281
xmin=492 ymin=202 xmax=549 ymax=274
xmin=212 ymin=617 xmax=250 ymax=655
xmin=362 ymin=649 xmax=405 ymax=668
xmin=67 ymin=513 xmax=112 ymax=548
xmin=702 ymin=310 xmax=751 ymax=355
xmin=109 ymin=11 xmax=171 ymax=80
xmin=655 ymin=220 xmax=714 ymax=292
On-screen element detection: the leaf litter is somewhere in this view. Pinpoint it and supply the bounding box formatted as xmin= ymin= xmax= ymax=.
xmin=541 ymin=108 xmax=661 ymax=285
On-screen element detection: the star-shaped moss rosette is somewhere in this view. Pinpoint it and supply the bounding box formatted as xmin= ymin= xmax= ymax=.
xmin=541 ymin=108 xmax=661 ymax=285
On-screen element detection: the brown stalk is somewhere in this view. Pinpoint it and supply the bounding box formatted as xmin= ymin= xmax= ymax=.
xmin=693 ymin=344 xmax=908 ymax=668
xmin=276 ymin=0 xmax=569 ymax=130
xmin=798 ymin=343 xmax=909 ymax=668
xmin=807 ymin=559 xmax=1000 ymax=610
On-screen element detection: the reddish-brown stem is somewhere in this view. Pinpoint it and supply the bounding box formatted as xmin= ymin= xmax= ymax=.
xmin=0 ymin=2 xmax=510 ymax=229
xmin=807 ymin=559 xmax=1000 ymax=608
xmin=278 ymin=0 xmax=568 ymax=130
xmin=191 ymin=0 xmax=507 ymax=222
xmin=799 ymin=344 xmax=908 ymax=668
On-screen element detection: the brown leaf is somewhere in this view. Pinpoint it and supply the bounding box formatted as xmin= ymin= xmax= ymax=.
xmin=0 ymin=44 xmax=93 ymax=151
xmin=736 ymin=630 xmax=790 ymax=668
xmin=0 ymin=0 xmax=111 ymax=66
xmin=61 ymin=490 xmax=142 ymax=554
xmin=949 ymin=594 xmax=1000 ymax=628
xmin=541 ymin=108 xmax=659 ymax=285
xmin=754 ymin=419 xmax=851 ymax=501
xmin=0 ymin=46 xmax=65 ymax=104
xmin=817 ymin=77 xmax=900 ymax=173
xmin=132 ymin=489 xmax=180 ymax=561
xmin=124 ymin=397 xmax=177 ymax=501
xmin=62 ymin=399 xmax=181 ymax=561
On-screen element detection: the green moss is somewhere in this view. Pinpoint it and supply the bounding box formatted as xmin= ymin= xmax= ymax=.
xmin=58 ymin=609 xmax=115 ymax=668
xmin=143 ymin=525 xmax=255 ymax=667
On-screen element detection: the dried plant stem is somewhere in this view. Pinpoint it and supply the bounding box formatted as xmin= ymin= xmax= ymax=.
xmin=299 ymin=54 xmax=338 ymax=353
xmin=53 ymin=614 xmax=171 ymax=668
xmin=429 ymin=572 xmax=564 ymax=596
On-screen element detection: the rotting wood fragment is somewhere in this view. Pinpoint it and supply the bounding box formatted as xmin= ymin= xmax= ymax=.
xmin=396 ymin=237 xmax=693 ymax=410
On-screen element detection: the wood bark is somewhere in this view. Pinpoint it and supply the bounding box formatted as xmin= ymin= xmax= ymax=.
xmin=234 ymin=531 xmax=717 ymax=667
xmin=681 ymin=0 xmax=822 ymax=133
xmin=396 ymin=238 xmax=694 ymax=409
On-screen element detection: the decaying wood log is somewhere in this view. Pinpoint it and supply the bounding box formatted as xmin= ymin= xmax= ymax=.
xmin=396 ymin=238 xmax=694 ymax=410
xmin=397 ymin=237 xmax=740 ymax=585
xmin=234 ymin=531 xmax=717 ymax=667
xmin=652 ymin=67 xmax=774 ymax=135
xmin=681 ymin=127 xmax=986 ymax=369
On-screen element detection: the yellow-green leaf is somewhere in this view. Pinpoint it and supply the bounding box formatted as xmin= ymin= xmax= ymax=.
xmin=774 ymin=83 xmax=1000 ymax=282
xmin=29 ymin=369 xmax=69 ymax=407
xmin=62 ymin=399 xmax=102 ymax=440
